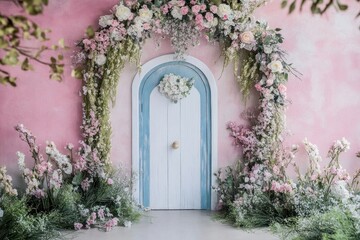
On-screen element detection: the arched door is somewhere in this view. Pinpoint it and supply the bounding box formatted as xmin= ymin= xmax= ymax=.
xmin=139 ymin=61 xmax=211 ymax=210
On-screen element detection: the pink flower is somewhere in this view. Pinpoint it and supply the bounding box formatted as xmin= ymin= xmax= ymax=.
xmin=255 ymin=83 xmax=262 ymax=92
xmin=143 ymin=23 xmax=151 ymax=30
xmin=200 ymin=4 xmax=206 ymax=11
xmin=178 ymin=0 xmax=185 ymax=7
xmin=210 ymin=5 xmax=218 ymax=13
xmin=161 ymin=5 xmax=169 ymax=14
xmin=81 ymin=178 xmax=91 ymax=191
xmin=98 ymin=208 xmax=105 ymax=220
xmin=205 ymin=12 xmax=214 ymax=22
xmin=190 ymin=0 xmax=197 ymax=5
xmin=278 ymin=84 xmax=287 ymax=94
xmin=104 ymin=218 xmax=119 ymax=232
xmin=180 ymin=6 xmax=189 ymax=15
xmin=74 ymin=222 xmax=83 ymax=230
xmin=192 ymin=5 xmax=201 ymax=14
xmin=195 ymin=14 xmax=203 ymax=22
xmin=107 ymin=178 xmax=114 ymax=185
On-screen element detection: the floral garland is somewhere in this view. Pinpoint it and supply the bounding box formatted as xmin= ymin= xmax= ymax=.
xmin=158 ymin=73 xmax=194 ymax=103
xmin=73 ymin=0 xmax=293 ymax=171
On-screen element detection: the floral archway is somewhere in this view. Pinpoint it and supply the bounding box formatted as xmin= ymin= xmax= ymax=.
xmin=1 ymin=0 xmax=359 ymax=239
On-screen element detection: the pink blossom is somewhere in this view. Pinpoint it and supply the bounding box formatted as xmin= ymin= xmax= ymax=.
xmin=81 ymin=178 xmax=91 ymax=191
xmin=107 ymin=178 xmax=114 ymax=185
xmin=205 ymin=12 xmax=214 ymax=22
xmin=161 ymin=5 xmax=169 ymax=14
xmin=210 ymin=5 xmax=218 ymax=13
xmin=278 ymin=84 xmax=287 ymax=94
xmin=143 ymin=23 xmax=151 ymax=30
xmin=104 ymin=218 xmax=119 ymax=232
xmin=97 ymin=208 xmax=105 ymax=220
xmin=192 ymin=5 xmax=201 ymax=14
xmin=190 ymin=0 xmax=197 ymax=5
xmin=178 ymin=0 xmax=185 ymax=7
xmin=255 ymin=83 xmax=262 ymax=92
xmin=33 ymin=189 xmax=46 ymax=198
xmin=200 ymin=4 xmax=206 ymax=11
xmin=74 ymin=222 xmax=83 ymax=230
xmin=180 ymin=6 xmax=189 ymax=15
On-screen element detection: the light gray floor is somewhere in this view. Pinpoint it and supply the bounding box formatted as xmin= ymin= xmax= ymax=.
xmin=67 ymin=210 xmax=279 ymax=240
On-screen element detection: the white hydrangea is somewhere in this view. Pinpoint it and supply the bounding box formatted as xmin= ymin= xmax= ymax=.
xmin=138 ymin=8 xmax=153 ymax=22
xmin=171 ymin=6 xmax=183 ymax=20
xmin=17 ymin=151 xmax=25 ymax=171
xmin=158 ymin=73 xmax=194 ymax=103
xmin=217 ymin=4 xmax=233 ymax=19
xmin=99 ymin=14 xmax=114 ymax=28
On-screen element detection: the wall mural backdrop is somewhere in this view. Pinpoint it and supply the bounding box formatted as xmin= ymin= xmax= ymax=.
xmin=0 ymin=0 xmax=359 ymax=239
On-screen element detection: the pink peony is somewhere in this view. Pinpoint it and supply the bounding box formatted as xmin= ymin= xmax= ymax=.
xmin=200 ymin=4 xmax=206 ymax=11
xmin=192 ymin=5 xmax=201 ymax=14
xmin=178 ymin=0 xmax=185 ymax=7
xmin=161 ymin=5 xmax=169 ymax=14
xmin=180 ymin=6 xmax=189 ymax=15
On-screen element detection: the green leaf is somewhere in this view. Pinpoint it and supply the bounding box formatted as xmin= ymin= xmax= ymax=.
xmin=2 ymin=49 xmax=19 ymax=65
xmin=85 ymin=26 xmax=95 ymax=38
xmin=72 ymin=172 xmax=83 ymax=186
xmin=281 ymin=0 xmax=288 ymax=9
xmin=71 ymin=68 xmax=83 ymax=79
xmin=21 ymin=58 xmax=33 ymax=71
xmin=289 ymin=1 xmax=296 ymax=14
xmin=336 ymin=1 xmax=348 ymax=11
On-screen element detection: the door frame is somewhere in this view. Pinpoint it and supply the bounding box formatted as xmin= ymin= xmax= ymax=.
xmin=132 ymin=54 xmax=218 ymax=210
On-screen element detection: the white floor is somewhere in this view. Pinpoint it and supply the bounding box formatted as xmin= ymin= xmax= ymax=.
xmin=66 ymin=210 xmax=279 ymax=240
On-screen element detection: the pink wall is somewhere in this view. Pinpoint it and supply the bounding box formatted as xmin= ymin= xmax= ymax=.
xmin=1 ymin=1 xmax=359 ymax=184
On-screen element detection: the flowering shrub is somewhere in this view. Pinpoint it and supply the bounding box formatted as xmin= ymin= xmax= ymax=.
xmin=216 ymin=122 xmax=360 ymax=238
xmin=158 ymin=73 xmax=194 ymax=103
xmin=0 ymin=125 xmax=140 ymax=239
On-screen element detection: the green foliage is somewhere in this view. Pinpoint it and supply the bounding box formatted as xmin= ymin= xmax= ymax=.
xmin=237 ymin=51 xmax=259 ymax=101
xmin=0 ymin=1 xmax=66 ymax=86
xmin=0 ymin=195 xmax=60 ymax=240
xmin=272 ymin=208 xmax=360 ymax=240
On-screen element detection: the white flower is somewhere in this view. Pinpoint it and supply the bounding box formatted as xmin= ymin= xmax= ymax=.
xmin=17 ymin=151 xmax=25 ymax=171
xmin=218 ymin=4 xmax=232 ymax=19
xmin=331 ymin=180 xmax=350 ymax=201
xmin=124 ymin=221 xmax=132 ymax=228
xmin=240 ymin=31 xmax=255 ymax=44
xmin=158 ymin=74 xmax=194 ymax=103
xmin=95 ymin=54 xmax=107 ymax=66
xmin=171 ymin=6 xmax=183 ymax=20
xmin=0 ymin=208 xmax=3 ymax=218
xmin=267 ymin=60 xmax=283 ymax=73
xmin=115 ymin=4 xmax=132 ymax=21
xmin=139 ymin=8 xmax=153 ymax=22
xmin=99 ymin=14 xmax=114 ymax=28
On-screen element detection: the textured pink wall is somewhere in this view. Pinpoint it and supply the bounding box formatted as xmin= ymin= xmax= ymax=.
xmin=0 ymin=1 xmax=359 ymax=184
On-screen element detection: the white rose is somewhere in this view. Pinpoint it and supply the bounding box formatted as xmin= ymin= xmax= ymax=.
xmin=240 ymin=31 xmax=255 ymax=44
xmin=171 ymin=6 xmax=183 ymax=20
xmin=0 ymin=208 xmax=3 ymax=218
xmin=218 ymin=4 xmax=232 ymax=19
xmin=139 ymin=8 xmax=153 ymax=22
xmin=115 ymin=4 xmax=132 ymax=21
xmin=95 ymin=54 xmax=107 ymax=66
xmin=99 ymin=14 xmax=114 ymax=28
xmin=267 ymin=60 xmax=283 ymax=73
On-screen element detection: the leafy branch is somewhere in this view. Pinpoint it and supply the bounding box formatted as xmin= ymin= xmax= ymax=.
xmin=0 ymin=0 xmax=67 ymax=86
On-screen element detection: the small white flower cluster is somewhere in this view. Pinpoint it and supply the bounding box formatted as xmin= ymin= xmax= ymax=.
xmin=46 ymin=141 xmax=73 ymax=175
xmin=0 ymin=166 xmax=18 ymax=196
xmin=303 ymin=138 xmax=322 ymax=174
xmin=327 ymin=137 xmax=350 ymax=159
xmin=158 ymin=73 xmax=194 ymax=103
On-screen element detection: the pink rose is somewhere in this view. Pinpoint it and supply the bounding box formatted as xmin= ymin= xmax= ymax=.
xmin=200 ymin=4 xmax=206 ymax=11
xmin=205 ymin=12 xmax=214 ymax=22
xmin=180 ymin=6 xmax=189 ymax=15
xmin=195 ymin=14 xmax=203 ymax=22
xmin=178 ymin=0 xmax=185 ymax=7
xmin=278 ymin=84 xmax=287 ymax=94
xmin=210 ymin=5 xmax=218 ymax=13
xmin=192 ymin=5 xmax=201 ymax=14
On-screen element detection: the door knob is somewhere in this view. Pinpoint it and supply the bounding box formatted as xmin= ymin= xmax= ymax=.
xmin=171 ymin=141 xmax=180 ymax=149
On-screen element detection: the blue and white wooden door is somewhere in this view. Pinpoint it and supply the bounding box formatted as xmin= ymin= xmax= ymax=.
xmin=139 ymin=61 xmax=211 ymax=210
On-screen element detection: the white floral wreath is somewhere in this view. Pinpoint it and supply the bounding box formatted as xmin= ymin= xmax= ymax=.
xmin=158 ymin=73 xmax=194 ymax=103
